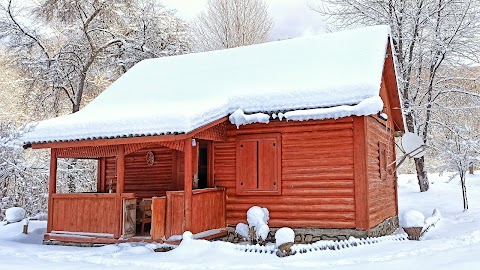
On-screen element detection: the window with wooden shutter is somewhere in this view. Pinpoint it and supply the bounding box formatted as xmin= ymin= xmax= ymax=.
xmin=236 ymin=133 xmax=281 ymax=195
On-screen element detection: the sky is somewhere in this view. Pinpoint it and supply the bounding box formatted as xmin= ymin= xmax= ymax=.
xmin=161 ymin=0 xmax=327 ymax=40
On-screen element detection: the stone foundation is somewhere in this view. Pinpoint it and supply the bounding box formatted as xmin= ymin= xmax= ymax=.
xmin=218 ymin=216 xmax=399 ymax=244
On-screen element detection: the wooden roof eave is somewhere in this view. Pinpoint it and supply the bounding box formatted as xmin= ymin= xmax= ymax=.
xmin=30 ymin=117 xmax=229 ymax=150
xmin=383 ymin=42 xmax=405 ymax=133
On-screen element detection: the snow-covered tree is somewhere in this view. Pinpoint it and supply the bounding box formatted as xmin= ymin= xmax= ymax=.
xmin=0 ymin=0 xmax=192 ymax=116
xmin=0 ymin=122 xmax=49 ymax=219
xmin=313 ymin=0 xmax=480 ymax=192
xmin=433 ymin=124 xmax=479 ymax=210
xmin=193 ymin=0 xmax=273 ymax=51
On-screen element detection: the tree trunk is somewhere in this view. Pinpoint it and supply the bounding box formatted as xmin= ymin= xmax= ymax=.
xmin=469 ymin=165 xmax=474 ymax=175
xmin=414 ymin=156 xmax=429 ymax=192
xmin=460 ymin=171 xmax=468 ymax=210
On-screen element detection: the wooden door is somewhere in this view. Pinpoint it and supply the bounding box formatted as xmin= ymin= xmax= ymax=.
xmin=122 ymin=198 xmax=136 ymax=238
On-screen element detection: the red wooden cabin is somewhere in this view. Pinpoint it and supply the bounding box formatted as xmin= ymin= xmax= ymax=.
xmin=23 ymin=26 xmax=404 ymax=244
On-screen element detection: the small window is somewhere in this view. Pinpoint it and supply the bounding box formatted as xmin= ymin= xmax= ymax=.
xmin=379 ymin=142 xmax=387 ymax=180
xmin=236 ymin=133 xmax=281 ymax=195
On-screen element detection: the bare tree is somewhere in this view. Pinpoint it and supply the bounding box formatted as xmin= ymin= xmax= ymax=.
xmin=0 ymin=0 xmax=191 ymax=116
xmin=193 ymin=0 xmax=273 ymax=51
xmin=312 ymin=0 xmax=480 ymax=192
xmin=433 ymin=123 xmax=479 ymax=210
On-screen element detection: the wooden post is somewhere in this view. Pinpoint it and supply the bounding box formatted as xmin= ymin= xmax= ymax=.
xmin=47 ymin=148 xmax=57 ymax=233
xmin=184 ymin=138 xmax=193 ymax=232
xmin=353 ymin=117 xmax=370 ymax=231
xmin=115 ymin=145 xmax=125 ymax=238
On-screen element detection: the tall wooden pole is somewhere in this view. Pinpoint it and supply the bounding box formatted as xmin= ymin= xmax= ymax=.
xmin=115 ymin=145 xmax=125 ymax=238
xmin=184 ymin=138 xmax=193 ymax=232
xmin=47 ymin=149 xmax=57 ymax=233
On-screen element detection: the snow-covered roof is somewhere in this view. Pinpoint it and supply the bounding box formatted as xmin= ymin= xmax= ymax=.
xmin=24 ymin=25 xmax=393 ymax=145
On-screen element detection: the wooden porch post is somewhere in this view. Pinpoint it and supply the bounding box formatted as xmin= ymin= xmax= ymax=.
xmin=184 ymin=138 xmax=193 ymax=232
xmin=47 ymin=149 xmax=57 ymax=233
xmin=115 ymin=145 xmax=125 ymax=238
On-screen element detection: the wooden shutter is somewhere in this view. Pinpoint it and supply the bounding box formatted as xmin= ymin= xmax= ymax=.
xmin=237 ymin=139 xmax=258 ymax=193
xmin=236 ymin=134 xmax=281 ymax=195
xmin=258 ymin=138 xmax=279 ymax=192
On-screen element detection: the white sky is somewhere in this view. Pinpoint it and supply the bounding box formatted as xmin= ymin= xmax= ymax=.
xmin=161 ymin=0 xmax=327 ymax=40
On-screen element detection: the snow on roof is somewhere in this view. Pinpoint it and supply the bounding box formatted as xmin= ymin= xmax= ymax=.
xmin=23 ymin=25 xmax=391 ymax=145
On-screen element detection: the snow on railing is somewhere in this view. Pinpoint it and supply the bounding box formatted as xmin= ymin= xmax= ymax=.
xmin=234 ymin=233 xmax=409 ymax=256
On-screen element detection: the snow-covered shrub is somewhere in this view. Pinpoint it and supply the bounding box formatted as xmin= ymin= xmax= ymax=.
xmin=247 ymin=206 xmax=269 ymax=228
xmin=235 ymin=223 xmax=249 ymax=239
xmin=275 ymin=227 xmax=295 ymax=247
xmin=401 ymin=210 xmax=425 ymax=228
xmin=236 ymin=206 xmax=271 ymax=243
xmin=5 ymin=207 xmax=26 ymax=222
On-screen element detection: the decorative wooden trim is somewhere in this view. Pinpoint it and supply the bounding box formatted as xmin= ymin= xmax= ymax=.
xmin=194 ymin=121 xmax=227 ymax=142
xmin=47 ymin=149 xmax=57 ymax=233
xmin=32 ymin=134 xmax=188 ymax=149
xmin=56 ymin=145 xmax=118 ymax=158
xmin=190 ymin=117 xmax=228 ymax=137
xmin=158 ymin=140 xmax=184 ymax=152
xmin=353 ymin=116 xmax=370 ymax=231
xmin=184 ymin=138 xmax=193 ymax=231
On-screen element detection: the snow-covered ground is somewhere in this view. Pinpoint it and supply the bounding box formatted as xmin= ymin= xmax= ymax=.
xmin=1 ymin=172 xmax=479 ymax=270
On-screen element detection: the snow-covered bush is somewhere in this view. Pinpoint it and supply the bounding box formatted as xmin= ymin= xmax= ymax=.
xmin=235 ymin=223 xmax=249 ymax=239
xmin=236 ymin=206 xmax=271 ymax=243
xmin=5 ymin=207 xmax=26 ymax=222
xmin=275 ymin=227 xmax=295 ymax=247
xmin=401 ymin=210 xmax=425 ymax=228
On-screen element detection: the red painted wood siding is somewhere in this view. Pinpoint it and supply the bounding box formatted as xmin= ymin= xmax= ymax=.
xmin=104 ymin=146 xmax=183 ymax=198
xmin=214 ymin=119 xmax=356 ymax=228
xmin=366 ymin=116 xmax=398 ymax=227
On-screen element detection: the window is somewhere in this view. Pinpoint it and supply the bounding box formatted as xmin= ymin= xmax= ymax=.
xmin=236 ymin=133 xmax=281 ymax=195
xmin=379 ymin=142 xmax=387 ymax=180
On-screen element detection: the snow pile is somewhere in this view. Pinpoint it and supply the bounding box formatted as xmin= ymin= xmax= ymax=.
xmin=229 ymin=109 xmax=270 ymax=128
xmin=275 ymin=227 xmax=295 ymax=247
xmin=401 ymin=210 xmax=425 ymax=228
xmin=235 ymin=223 xmax=249 ymax=239
xmin=23 ymin=25 xmax=392 ymax=145
xmin=5 ymin=207 xmax=26 ymax=223
xmin=424 ymin=209 xmax=442 ymax=228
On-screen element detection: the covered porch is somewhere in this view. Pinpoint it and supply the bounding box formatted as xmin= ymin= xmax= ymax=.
xmin=40 ymin=119 xmax=228 ymax=244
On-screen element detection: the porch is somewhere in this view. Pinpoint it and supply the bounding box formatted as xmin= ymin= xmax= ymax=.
xmin=42 ymin=120 xmax=228 ymax=244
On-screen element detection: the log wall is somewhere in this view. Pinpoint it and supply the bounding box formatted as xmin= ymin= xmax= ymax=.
xmin=214 ymin=119 xmax=356 ymax=228
xmin=104 ymin=145 xmax=183 ymax=198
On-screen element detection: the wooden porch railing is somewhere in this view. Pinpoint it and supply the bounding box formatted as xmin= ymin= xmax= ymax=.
xmin=151 ymin=187 xmax=226 ymax=240
xmin=49 ymin=193 xmax=134 ymax=236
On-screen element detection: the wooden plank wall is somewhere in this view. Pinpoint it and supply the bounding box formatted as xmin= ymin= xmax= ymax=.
xmin=104 ymin=145 xmax=183 ymax=198
xmin=214 ymin=119 xmax=356 ymax=228
xmin=51 ymin=193 xmax=117 ymax=234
